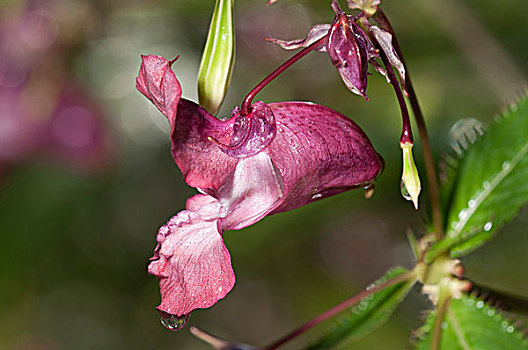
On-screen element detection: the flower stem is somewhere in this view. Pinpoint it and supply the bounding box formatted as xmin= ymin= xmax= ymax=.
xmin=262 ymin=271 xmax=414 ymax=350
xmin=374 ymin=8 xmax=444 ymax=239
xmin=368 ymin=31 xmax=413 ymax=145
xmin=240 ymin=36 xmax=327 ymax=115
xmin=432 ymin=296 xmax=450 ymax=350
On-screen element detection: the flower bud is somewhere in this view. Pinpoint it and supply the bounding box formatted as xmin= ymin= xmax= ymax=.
xmin=198 ymin=0 xmax=235 ymax=115
xmin=400 ymin=142 xmax=421 ymax=209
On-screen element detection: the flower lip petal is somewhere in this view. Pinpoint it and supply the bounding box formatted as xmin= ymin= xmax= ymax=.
xmin=148 ymin=194 xmax=235 ymax=317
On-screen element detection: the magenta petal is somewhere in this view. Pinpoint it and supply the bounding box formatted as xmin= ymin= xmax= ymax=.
xmin=370 ymin=26 xmax=406 ymax=87
xmin=148 ymin=194 xmax=235 ymax=317
xmin=219 ymin=152 xmax=284 ymax=230
xmin=266 ymin=102 xmax=383 ymax=212
xmin=136 ymin=55 xmax=181 ymax=124
xmin=266 ymin=24 xmax=331 ymax=52
xmin=214 ymin=102 xmax=277 ymax=158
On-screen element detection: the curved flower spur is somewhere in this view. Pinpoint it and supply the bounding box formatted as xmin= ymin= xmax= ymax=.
xmin=136 ymin=54 xmax=383 ymax=329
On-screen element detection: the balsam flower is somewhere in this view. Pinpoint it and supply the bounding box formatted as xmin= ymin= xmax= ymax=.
xmin=137 ymin=54 xmax=383 ymax=327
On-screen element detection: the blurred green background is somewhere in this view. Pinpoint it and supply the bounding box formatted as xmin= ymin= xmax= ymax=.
xmin=0 ymin=0 xmax=526 ymax=349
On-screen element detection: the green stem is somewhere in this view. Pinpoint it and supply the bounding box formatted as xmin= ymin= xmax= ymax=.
xmin=432 ymin=295 xmax=450 ymax=350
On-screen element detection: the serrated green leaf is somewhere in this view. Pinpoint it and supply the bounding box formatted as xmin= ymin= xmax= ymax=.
xmin=415 ymin=296 xmax=527 ymax=349
xmin=429 ymin=96 xmax=528 ymax=260
xmin=305 ymin=267 xmax=415 ymax=349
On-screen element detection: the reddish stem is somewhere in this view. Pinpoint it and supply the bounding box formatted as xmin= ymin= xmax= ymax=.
xmin=240 ymin=36 xmax=327 ymax=115
xmin=262 ymin=271 xmax=413 ymax=350
xmin=374 ymin=8 xmax=444 ymax=238
xmin=360 ymin=20 xmax=413 ymax=145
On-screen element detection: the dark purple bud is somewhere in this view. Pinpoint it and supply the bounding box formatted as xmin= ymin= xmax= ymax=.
xmin=327 ymin=13 xmax=369 ymax=99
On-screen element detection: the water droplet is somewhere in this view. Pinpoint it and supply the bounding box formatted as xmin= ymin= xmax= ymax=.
xmin=358 ymin=301 xmax=368 ymax=311
xmin=502 ymin=161 xmax=511 ymax=171
xmin=507 ymin=326 xmax=514 ymax=333
xmin=311 ymin=193 xmax=322 ymax=200
xmin=487 ymin=309 xmax=495 ymax=316
xmin=476 ymin=300 xmax=484 ymax=309
xmin=501 ymin=321 xmax=508 ymax=328
xmin=458 ymin=209 xmax=469 ymax=220
xmin=400 ymin=180 xmax=411 ymax=201
xmin=159 ymin=310 xmax=190 ymax=331
xmin=483 ymin=222 xmax=493 ymax=232
xmin=468 ymin=199 xmax=476 ymax=208
xmin=483 ymin=181 xmax=491 ymax=190
xmin=363 ymin=184 xmax=375 ymax=199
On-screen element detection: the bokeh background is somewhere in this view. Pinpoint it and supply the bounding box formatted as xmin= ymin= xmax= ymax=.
xmin=0 ymin=0 xmax=527 ymax=349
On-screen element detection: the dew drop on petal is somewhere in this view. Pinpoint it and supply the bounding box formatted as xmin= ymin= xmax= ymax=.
xmin=158 ymin=310 xmax=190 ymax=331
xmin=483 ymin=222 xmax=493 ymax=232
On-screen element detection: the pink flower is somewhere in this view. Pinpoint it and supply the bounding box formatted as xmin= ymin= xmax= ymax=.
xmin=136 ymin=54 xmax=383 ymax=326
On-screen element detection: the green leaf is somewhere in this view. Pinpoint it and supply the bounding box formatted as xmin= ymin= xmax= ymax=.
xmin=198 ymin=0 xmax=235 ymax=115
xmin=305 ymin=267 xmax=416 ymax=349
xmin=415 ymin=296 xmax=527 ymax=349
xmin=429 ymin=96 xmax=528 ymax=260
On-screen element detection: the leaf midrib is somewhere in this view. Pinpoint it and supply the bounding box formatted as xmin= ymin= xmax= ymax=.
xmin=448 ymin=140 xmax=528 ymax=238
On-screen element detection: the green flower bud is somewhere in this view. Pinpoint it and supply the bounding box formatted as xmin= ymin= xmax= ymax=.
xmin=400 ymin=141 xmax=421 ymax=209
xmin=198 ymin=0 xmax=235 ymax=115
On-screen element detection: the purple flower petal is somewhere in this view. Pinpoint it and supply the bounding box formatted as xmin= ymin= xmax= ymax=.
xmin=148 ymin=194 xmax=235 ymax=317
xmin=211 ymin=101 xmax=277 ymax=158
xmin=266 ymin=102 xmax=382 ymax=212
xmin=266 ymin=24 xmax=331 ymax=52
xmin=370 ymin=26 xmax=406 ymax=88
xmin=149 ymin=151 xmax=284 ymax=317
xmin=218 ymin=151 xmax=284 ymax=230
xmin=136 ymin=54 xmax=181 ymax=124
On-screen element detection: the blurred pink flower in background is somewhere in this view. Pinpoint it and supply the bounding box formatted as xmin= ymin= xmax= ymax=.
xmin=0 ymin=0 xmax=112 ymax=176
